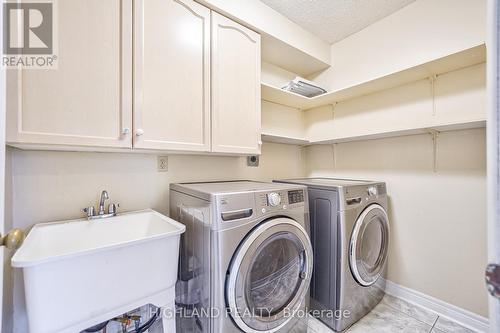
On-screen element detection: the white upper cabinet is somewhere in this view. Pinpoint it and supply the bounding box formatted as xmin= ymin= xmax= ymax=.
xmin=6 ymin=0 xmax=132 ymax=148
xmin=6 ymin=1 xmax=262 ymax=155
xmin=211 ymin=12 xmax=261 ymax=155
xmin=133 ymin=0 xmax=211 ymax=151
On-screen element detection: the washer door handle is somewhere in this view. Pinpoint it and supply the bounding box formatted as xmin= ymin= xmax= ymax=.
xmin=346 ymin=197 xmax=362 ymax=205
xmin=486 ymin=263 xmax=500 ymax=298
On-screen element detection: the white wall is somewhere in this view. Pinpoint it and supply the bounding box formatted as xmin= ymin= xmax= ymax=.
xmin=3 ymin=142 xmax=305 ymax=332
xmin=261 ymin=61 xmax=298 ymax=88
xmin=309 ymin=0 xmax=486 ymax=91
xmin=305 ymin=128 xmax=488 ymax=317
xmin=262 ymin=100 xmax=305 ymax=139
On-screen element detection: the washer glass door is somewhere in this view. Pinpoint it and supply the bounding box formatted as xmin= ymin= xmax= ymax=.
xmin=349 ymin=204 xmax=389 ymax=287
xmin=227 ymin=217 xmax=313 ymax=333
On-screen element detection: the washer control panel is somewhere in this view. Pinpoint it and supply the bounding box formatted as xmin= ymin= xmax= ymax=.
xmin=267 ymin=192 xmax=282 ymax=207
xmin=259 ymin=191 xmax=285 ymax=207
xmin=257 ymin=189 xmax=305 ymax=214
xmin=367 ymin=186 xmax=378 ymax=196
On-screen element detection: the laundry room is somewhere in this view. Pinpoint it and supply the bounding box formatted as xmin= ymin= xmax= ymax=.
xmin=0 ymin=0 xmax=495 ymax=333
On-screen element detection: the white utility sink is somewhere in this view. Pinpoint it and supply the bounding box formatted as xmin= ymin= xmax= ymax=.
xmin=12 ymin=209 xmax=185 ymax=333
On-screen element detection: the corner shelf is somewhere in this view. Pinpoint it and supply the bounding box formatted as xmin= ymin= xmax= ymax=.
xmin=261 ymin=83 xmax=312 ymax=109
xmin=261 ymin=44 xmax=486 ymax=110
xmin=261 ymin=132 xmax=309 ymax=145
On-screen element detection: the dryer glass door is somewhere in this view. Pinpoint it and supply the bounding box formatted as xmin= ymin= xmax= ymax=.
xmin=227 ymin=217 xmax=313 ymax=333
xmin=349 ymin=204 xmax=389 ymax=287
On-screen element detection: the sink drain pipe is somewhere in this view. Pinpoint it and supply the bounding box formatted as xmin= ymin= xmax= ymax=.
xmin=82 ymin=308 xmax=160 ymax=333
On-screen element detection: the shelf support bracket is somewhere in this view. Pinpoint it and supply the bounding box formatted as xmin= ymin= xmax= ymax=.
xmin=428 ymin=129 xmax=440 ymax=172
xmin=332 ymin=143 xmax=337 ymax=169
xmin=331 ymin=102 xmax=338 ymax=119
xmin=429 ymin=74 xmax=438 ymax=116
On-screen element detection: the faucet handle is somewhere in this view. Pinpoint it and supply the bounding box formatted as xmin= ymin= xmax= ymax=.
xmin=108 ymin=203 xmax=119 ymax=215
xmin=83 ymin=206 xmax=95 ymax=218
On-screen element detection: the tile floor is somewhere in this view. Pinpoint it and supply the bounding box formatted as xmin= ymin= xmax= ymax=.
xmin=296 ymin=294 xmax=477 ymax=333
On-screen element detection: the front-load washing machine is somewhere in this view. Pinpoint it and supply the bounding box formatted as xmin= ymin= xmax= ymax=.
xmin=170 ymin=181 xmax=313 ymax=333
xmin=274 ymin=178 xmax=389 ymax=332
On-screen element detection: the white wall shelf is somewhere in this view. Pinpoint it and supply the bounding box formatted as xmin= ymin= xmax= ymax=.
xmin=261 ymin=82 xmax=311 ymax=109
xmin=261 ymin=44 xmax=486 ymax=111
xmin=261 ymin=35 xmax=331 ymax=76
xmin=261 ymin=120 xmax=485 ymax=146
xmin=313 ymin=120 xmax=486 ymax=144
xmin=261 ymin=133 xmax=309 ymax=145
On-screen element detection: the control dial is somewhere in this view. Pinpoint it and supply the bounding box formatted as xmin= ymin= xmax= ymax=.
xmin=367 ymin=186 xmax=378 ymax=196
xmin=267 ymin=192 xmax=282 ymax=207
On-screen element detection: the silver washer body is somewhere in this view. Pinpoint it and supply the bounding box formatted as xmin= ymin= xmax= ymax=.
xmin=170 ymin=181 xmax=313 ymax=333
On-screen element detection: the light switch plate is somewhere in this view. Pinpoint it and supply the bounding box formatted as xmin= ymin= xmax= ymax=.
xmin=247 ymin=155 xmax=259 ymax=167
xmin=157 ymin=156 xmax=168 ymax=172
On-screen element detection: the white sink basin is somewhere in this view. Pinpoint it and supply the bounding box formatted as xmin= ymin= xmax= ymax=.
xmin=12 ymin=209 xmax=185 ymax=333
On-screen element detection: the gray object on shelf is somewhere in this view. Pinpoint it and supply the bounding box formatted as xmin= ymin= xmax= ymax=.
xmin=282 ymin=77 xmax=327 ymax=97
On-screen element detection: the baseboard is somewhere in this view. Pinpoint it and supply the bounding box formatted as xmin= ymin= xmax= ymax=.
xmin=384 ymin=280 xmax=489 ymax=333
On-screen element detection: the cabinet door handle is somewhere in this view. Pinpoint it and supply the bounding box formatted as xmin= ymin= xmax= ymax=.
xmin=122 ymin=127 xmax=130 ymax=135
xmin=135 ymin=129 xmax=144 ymax=136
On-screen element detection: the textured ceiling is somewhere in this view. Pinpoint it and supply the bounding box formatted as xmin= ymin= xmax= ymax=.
xmin=260 ymin=0 xmax=416 ymax=44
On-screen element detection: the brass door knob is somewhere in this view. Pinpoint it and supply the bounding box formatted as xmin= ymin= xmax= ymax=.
xmin=1 ymin=228 xmax=25 ymax=250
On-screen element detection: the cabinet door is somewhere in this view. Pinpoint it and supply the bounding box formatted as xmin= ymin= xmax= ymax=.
xmin=211 ymin=12 xmax=261 ymax=154
xmin=133 ymin=0 xmax=210 ymax=151
xmin=6 ymin=0 xmax=132 ymax=148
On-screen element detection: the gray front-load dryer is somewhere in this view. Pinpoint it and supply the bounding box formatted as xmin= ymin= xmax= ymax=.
xmin=274 ymin=178 xmax=389 ymax=332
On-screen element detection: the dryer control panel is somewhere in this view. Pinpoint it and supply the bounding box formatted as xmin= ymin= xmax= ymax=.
xmin=288 ymin=189 xmax=304 ymax=204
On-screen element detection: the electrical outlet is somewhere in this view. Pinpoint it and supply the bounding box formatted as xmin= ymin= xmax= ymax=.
xmin=157 ymin=156 xmax=168 ymax=172
xmin=247 ymin=155 xmax=259 ymax=167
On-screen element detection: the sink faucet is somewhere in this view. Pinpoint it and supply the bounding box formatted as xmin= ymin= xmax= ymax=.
xmin=98 ymin=190 xmax=109 ymax=215
xmin=83 ymin=190 xmax=119 ymax=220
